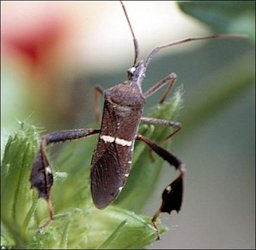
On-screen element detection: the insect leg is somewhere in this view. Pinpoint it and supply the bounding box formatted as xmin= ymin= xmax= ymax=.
xmin=140 ymin=117 xmax=181 ymax=142
xmin=30 ymin=128 xmax=100 ymax=228
xmin=136 ymin=134 xmax=185 ymax=240
xmin=94 ymin=86 xmax=104 ymax=122
xmin=143 ymin=73 xmax=177 ymax=103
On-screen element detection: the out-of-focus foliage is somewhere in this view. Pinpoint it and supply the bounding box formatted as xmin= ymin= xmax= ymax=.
xmin=178 ymin=1 xmax=255 ymax=42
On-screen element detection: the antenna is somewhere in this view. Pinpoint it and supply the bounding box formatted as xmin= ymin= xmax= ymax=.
xmin=145 ymin=34 xmax=247 ymax=68
xmin=120 ymin=1 xmax=139 ymax=66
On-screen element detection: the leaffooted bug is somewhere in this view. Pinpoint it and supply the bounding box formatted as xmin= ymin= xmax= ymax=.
xmin=30 ymin=1 xmax=246 ymax=239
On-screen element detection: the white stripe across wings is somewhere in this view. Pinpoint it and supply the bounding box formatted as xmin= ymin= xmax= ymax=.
xmin=100 ymin=135 xmax=133 ymax=147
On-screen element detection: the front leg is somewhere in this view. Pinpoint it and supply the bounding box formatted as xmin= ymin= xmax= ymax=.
xmin=30 ymin=128 xmax=100 ymax=228
xmin=94 ymin=86 xmax=104 ymax=122
xmin=143 ymin=73 xmax=177 ymax=104
xmin=136 ymin=134 xmax=185 ymax=240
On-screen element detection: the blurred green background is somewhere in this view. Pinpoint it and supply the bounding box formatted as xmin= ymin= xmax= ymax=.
xmin=1 ymin=1 xmax=255 ymax=249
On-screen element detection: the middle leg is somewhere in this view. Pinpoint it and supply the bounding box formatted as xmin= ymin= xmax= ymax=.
xmin=94 ymin=86 xmax=104 ymax=123
xmin=140 ymin=116 xmax=181 ymax=142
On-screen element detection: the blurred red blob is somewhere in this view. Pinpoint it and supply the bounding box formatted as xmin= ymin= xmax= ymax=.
xmin=3 ymin=19 xmax=63 ymax=66
xmin=1 ymin=2 xmax=70 ymax=72
xmin=1 ymin=2 xmax=77 ymax=127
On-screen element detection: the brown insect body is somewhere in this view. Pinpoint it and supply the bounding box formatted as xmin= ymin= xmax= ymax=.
xmin=91 ymin=70 xmax=146 ymax=209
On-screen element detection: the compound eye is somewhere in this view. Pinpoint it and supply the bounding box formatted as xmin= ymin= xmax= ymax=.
xmin=127 ymin=66 xmax=136 ymax=79
xmin=128 ymin=66 xmax=136 ymax=75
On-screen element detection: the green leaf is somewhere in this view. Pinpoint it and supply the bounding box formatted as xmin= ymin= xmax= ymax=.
xmin=1 ymin=227 xmax=16 ymax=249
xmin=29 ymin=206 xmax=166 ymax=249
xmin=1 ymin=122 xmax=40 ymax=246
xmin=177 ymin=1 xmax=255 ymax=42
